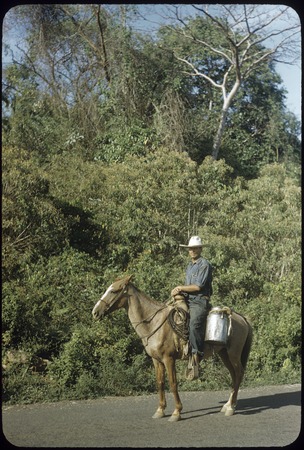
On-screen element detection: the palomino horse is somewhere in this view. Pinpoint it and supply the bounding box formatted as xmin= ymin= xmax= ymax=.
xmin=92 ymin=275 xmax=252 ymax=422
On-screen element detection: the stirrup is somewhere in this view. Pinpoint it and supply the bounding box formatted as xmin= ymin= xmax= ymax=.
xmin=185 ymin=364 xmax=199 ymax=380
xmin=185 ymin=355 xmax=200 ymax=381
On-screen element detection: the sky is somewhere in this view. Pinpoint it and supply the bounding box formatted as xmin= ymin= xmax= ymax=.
xmin=2 ymin=3 xmax=302 ymax=121
xmin=271 ymin=4 xmax=301 ymax=120
xmin=276 ymin=61 xmax=301 ymax=120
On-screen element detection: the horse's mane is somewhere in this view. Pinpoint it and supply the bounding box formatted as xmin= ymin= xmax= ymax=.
xmin=129 ymin=282 xmax=166 ymax=308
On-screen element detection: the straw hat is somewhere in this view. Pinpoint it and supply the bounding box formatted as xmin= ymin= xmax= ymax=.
xmin=179 ymin=236 xmax=203 ymax=248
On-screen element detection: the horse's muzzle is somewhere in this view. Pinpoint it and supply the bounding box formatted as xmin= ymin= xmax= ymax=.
xmin=92 ymin=308 xmax=103 ymax=320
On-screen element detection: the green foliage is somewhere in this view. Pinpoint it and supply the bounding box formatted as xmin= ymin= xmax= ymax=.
xmin=221 ymin=70 xmax=301 ymax=177
xmin=2 ymin=249 xmax=102 ymax=353
xmin=92 ymin=149 xmax=199 ymax=266
xmin=94 ymin=120 xmax=159 ymax=163
xmin=156 ymin=15 xmax=300 ymax=167
xmin=2 ymin=143 xmax=301 ymax=404
xmin=2 ymin=147 xmax=69 ymax=279
xmin=3 ymin=6 xmax=300 ymax=171
xmin=48 ymin=321 xmax=155 ymax=399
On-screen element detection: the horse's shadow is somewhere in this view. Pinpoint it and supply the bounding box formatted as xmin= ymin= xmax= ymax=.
xmin=235 ymin=389 xmax=301 ymax=415
xmin=181 ymin=389 xmax=301 ymax=419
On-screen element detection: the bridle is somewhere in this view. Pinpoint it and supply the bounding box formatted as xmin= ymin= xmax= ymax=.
xmin=100 ymin=283 xmax=129 ymax=315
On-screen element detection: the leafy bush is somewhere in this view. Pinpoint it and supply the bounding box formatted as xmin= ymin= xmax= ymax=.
xmin=48 ymin=320 xmax=155 ymax=399
xmin=2 ymin=249 xmax=102 ymax=355
xmin=2 ymin=146 xmax=301 ymax=404
xmin=2 ymin=147 xmax=69 ymax=280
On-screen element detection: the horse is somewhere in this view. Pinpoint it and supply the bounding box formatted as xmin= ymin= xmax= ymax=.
xmin=92 ymin=275 xmax=253 ymax=422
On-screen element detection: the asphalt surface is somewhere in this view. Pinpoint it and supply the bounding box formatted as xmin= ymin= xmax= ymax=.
xmin=2 ymin=384 xmax=301 ymax=448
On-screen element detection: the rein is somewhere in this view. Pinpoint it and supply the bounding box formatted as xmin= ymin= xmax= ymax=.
xmin=132 ymin=307 xmax=167 ymax=330
xmin=125 ymin=289 xmax=170 ymax=346
xmin=132 ymin=308 xmax=169 ymax=346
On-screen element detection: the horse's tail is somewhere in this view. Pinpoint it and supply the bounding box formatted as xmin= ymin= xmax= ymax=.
xmin=241 ymin=319 xmax=253 ymax=370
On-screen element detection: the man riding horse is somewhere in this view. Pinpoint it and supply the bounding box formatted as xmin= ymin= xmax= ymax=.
xmin=93 ymin=248 xmax=252 ymax=420
xmin=171 ymin=236 xmax=213 ymax=380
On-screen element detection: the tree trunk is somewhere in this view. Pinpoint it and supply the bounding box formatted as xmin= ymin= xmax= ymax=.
xmin=212 ymin=108 xmax=228 ymax=160
xmin=211 ymin=77 xmax=241 ymax=160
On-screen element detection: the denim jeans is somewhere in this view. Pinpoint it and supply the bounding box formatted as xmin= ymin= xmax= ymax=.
xmin=188 ymin=297 xmax=210 ymax=355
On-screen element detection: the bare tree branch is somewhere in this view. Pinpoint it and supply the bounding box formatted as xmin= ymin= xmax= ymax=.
xmin=176 ymin=56 xmax=222 ymax=88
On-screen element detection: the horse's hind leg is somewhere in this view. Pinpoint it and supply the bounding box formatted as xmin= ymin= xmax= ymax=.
xmin=218 ymin=349 xmax=244 ymax=416
xmin=152 ymin=358 xmax=166 ymax=419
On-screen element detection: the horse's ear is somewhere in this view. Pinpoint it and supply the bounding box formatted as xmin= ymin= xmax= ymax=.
xmin=125 ymin=274 xmax=133 ymax=284
xmin=112 ymin=274 xmax=133 ymax=291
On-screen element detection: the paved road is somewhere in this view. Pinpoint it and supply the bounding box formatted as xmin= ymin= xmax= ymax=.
xmin=2 ymin=384 xmax=301 ymax=448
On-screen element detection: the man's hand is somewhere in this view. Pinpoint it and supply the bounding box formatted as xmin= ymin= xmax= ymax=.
xmin=171 ymin=284 xmax=201 ymax=297
xmin=171 ymin=286 xmax=182 ymax=297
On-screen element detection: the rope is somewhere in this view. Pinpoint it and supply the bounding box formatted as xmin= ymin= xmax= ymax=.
xmin=167 ymin=307 xmax=189 ymax=341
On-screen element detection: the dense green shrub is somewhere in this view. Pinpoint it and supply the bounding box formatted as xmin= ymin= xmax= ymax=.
xmin=2 ymin=146 xmax=301 ymax=405
xmin=2 ymin=147 xmax=69 ymax=280
xmin=47 ymin=319 xmax=155 ymax=399
xmin=2 ymin=249 xmax=103 ymax=354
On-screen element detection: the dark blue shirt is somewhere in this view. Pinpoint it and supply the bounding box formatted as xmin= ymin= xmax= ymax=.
xmin=185 ymin=257 xmax=213 ymax=299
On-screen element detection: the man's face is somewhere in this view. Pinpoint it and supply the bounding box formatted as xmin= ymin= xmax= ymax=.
xmin=188 ymin=246 xmax=202 ymax=260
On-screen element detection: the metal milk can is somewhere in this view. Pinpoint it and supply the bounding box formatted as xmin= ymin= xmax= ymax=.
xmin=205 ymin=306 xmax=230 ymax=345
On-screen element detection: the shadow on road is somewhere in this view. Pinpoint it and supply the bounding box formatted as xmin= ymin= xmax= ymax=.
xmin=235 ymin=389 xmax=301 ymax=415
xmin=182 ymin=405 xmax=221 ymax=419
xmin=182 ymin=389 xmax=301 ymax=419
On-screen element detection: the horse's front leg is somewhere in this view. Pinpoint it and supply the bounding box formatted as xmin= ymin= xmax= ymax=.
xmin=164 ymin=356 xmax=182 ymax=422
xmin=152 ymin=358 xmax=166 ymax=419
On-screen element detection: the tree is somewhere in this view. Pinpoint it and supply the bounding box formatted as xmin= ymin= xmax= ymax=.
xmin=165 ymin=4 xmax=300 ymax=159
xmin=3 ymin=5 xmax=171 ymax=160
xmin=3 ymin=5 xmax=133 ymax=158
xmin=220 ymin=66 xmax=301 ymax=177
xmin=3 ymin=4 xmax=300 ymax=173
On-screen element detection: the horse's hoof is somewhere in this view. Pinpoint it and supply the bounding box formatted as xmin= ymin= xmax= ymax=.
xmin=224 ymin=407 xmax=235 ymax=416
xmin=152 ymin=410 xmax=165 ymax=419
xmin=220 ymin=405 xmax=227 ymax=413
xmin=168 ymin=413 xmax=181 ymax=422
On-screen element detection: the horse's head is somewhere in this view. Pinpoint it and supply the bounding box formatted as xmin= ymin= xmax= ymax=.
xmin=92 ymin=275 xmax=133 ymax=320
